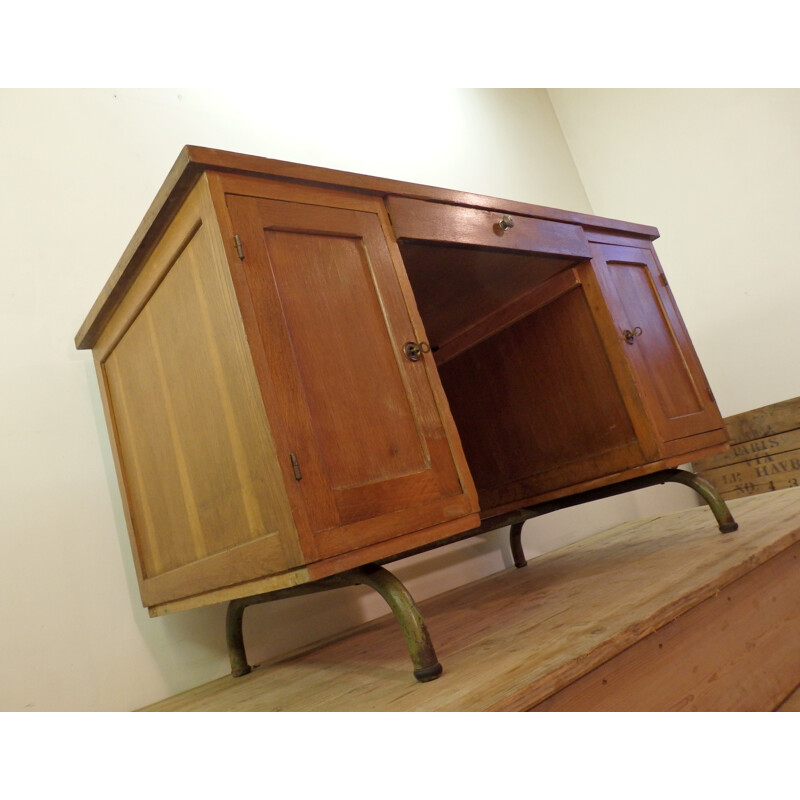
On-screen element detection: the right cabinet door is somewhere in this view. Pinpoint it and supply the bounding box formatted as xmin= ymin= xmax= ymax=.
xmin=589 ymin=241 xmax=723 ymax=443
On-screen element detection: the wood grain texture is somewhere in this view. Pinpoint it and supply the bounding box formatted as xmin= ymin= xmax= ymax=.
xmin=532 ymin=537 xmax=800 ymax=711
xmin=224 ymin=187 xmax=478 ymax=559
xmin=76 ymin=146 xmax=660 ymax=349
xmin=776 ymin=683 xmax=800 ymax=711
xmin=438 ymin=277 xmax=643 ymax=509
xmin=694 ymin=397 xmax=800 ymax=501
xmin=140 ymin=487 xmax=800 ymax=711
xmin=98 ymin=178 xmax=301 ymax=608
xmin=400 ymin=242 xmax=574 ymax=356
xmin=697 ymin=425 xmax=800 ymax=472
xmin=387 ymin=196 xmax=591 ymax=258
xmin=588 ymin=241 xmax=723 ymax=443
xmin=697 ymin=447 xmax=800 ymax=501
xmin=720 ymin=395 xmax=800 ymax=445
xmin=79 ymin=153 xmax=727 ymax=629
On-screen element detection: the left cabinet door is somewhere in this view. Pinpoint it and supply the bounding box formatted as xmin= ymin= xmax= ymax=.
xmin=226 ymin=193 xmax=478 ymax=560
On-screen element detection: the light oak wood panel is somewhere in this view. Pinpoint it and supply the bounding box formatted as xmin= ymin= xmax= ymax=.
xmin=140 ymin=488 xmax=800 ymax=711
xmin=98 ymin=179 xmax=301 ymax=606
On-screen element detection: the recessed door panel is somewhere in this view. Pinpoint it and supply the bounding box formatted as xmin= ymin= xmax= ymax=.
xmin=227 ymin=194 xmax=474 ymax=551
xmin=264 ymin=228 xmax=427 ymax=490
xmin=591 ymin=242 xmax=722 ymax=442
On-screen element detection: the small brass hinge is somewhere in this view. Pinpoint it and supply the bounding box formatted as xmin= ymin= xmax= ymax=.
xmin=289 ymin=452 xmax=302 ymax=481
xmin=659 ymin=273 xmax=668 ymax=287
xmin=233 ymin=234 xmax=245 ymax=259
xmin=707 ymin=386 xmax=716 ymax=403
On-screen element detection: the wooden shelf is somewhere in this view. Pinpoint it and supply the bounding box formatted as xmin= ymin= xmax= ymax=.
xmin=141 ymin=486 xmax=800 ymax=712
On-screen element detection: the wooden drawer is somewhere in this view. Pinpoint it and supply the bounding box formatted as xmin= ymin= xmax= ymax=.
xmin=386 ymin=196 xmax=591 ymax=260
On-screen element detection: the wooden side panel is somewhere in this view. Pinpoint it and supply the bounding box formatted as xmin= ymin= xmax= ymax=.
xmin=589 ymin=242 xmax=724 ymax=444
xmin=438 ymin=275 xmax=644 ymax=511
xmin=97 ymin=178 xmax=301 ymax=606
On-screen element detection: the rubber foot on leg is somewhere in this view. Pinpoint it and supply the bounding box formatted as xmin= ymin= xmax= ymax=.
xmin=413 ymin=662 xmax=443 ymax=682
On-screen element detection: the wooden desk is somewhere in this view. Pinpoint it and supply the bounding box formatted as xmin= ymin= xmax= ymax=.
xmin=76 ymin=147 xmax=731 ymax=676
xmin=142 ymin=488 xmax=800 ymax=712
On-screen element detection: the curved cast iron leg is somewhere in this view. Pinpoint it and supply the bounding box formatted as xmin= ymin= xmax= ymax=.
xmin=353 ymin=565 xmax=442 ymax=682
xmin=660 ymin=468 xmax=739 ymax=533
xmin=502 ymin=467 xmax=738 ymax=570
xmin=226 ymin=599 xmax=253 ymax=677
xmin=509 ymin=521 xmax=528 ymax=569
xmin=225 ymin=563 xmax=442 ymax=682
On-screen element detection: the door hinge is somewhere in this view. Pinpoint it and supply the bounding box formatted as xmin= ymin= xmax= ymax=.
xmin=707 ymin=386 xmax=716 ymax=403
xmin=659 ymin=273 xmax=668 ymax=287
xmin=233 ymin=234 xmax=245 ymax=259
xmin=289 ymin=452 xmax=302 ymax=481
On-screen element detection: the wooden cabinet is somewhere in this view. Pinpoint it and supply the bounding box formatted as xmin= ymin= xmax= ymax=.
xmin=76 ymin=146 xmax=728 ymax=616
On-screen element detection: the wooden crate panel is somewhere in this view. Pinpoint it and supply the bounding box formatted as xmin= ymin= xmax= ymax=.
xmin=694 ymin=396 xmax=800 ymax=500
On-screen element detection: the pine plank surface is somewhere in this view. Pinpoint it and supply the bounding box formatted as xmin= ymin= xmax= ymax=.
xmin=142 ymin=488 xmax=800 ymax=711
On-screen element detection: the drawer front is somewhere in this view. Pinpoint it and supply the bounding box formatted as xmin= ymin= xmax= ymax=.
xmin=386 ymin=196 xmax=591 ymax=259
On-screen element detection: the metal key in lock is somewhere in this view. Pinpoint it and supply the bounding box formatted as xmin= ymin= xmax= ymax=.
xmin=403 ymin=341 xmax=431 ymax=362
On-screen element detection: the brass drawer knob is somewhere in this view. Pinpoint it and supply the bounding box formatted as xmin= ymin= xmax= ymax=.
xmin=497 ymin=214 xmax=515 ymax=231
xmin=623 ymin=326 xmax=643 ymax=345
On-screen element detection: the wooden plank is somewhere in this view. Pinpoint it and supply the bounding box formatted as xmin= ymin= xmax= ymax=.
xmin=693 ymin=397 xmax=800 ymax=501
xmin=697 ymin=422 xmax=800 ymax=471
xmin=531 ymin=537 xmax=800 ymax=711
xmin=140 ymin=487 xmax=800 ymax=711
xmin=697 ymin=446 xmax=800 ymax=501
xmin=722 ymin=395 xmax=800 ymax=444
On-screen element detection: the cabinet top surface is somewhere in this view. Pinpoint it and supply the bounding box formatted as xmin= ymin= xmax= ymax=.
xmin=75 ymin=145 xmax=660 ymax=350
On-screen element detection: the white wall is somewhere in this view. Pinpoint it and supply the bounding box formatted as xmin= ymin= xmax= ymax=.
xmin=3 ymin=87 xmax=657 ymax=712
xmin=7 ymin=88 xmax=774 ymax=711
xmin=548 ymin=89 xmax=800 ymax=419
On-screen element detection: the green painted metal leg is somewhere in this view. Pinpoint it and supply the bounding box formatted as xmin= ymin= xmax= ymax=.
xmin=225 ymin=601 xmax=252 ymax=677
xmin=353 ymin=564 xmax=442 ymax=682
xmin=505 ymin=467 xmax=738 ymax=570
xmin=659 ymin=468 xmax=739 ymax=533
xmin=509 ymin=521 xmax=528 ymax=569
xmin=225 ymin=563 xmax=442 ymax=682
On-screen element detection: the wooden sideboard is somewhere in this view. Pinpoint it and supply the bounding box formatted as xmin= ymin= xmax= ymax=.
xmin=76 ymin=146 xmax=729 ymax=622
